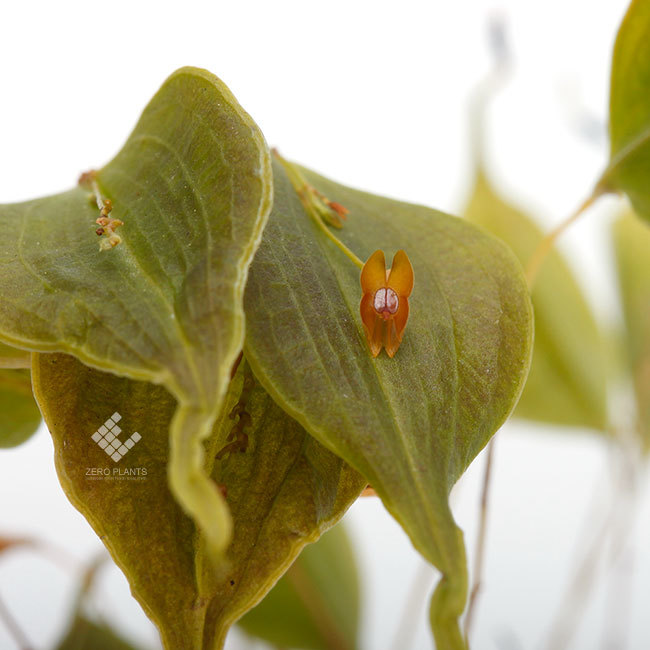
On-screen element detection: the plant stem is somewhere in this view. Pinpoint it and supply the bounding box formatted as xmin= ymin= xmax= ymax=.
xmin=31 ymin=541 xmax=80 ymax=573
xmin=0 ymin=590 xmax=32 ymax=650
xmin=1 ymin=536 xmax=80 ymax=574
xmin=273 ymin=150 xmax=364 ymax=269
xmin=600 ymin=434 xmax=641 ymax=649
xmin=525 ymin=189 xmax=603 ymax=289
xmin=463 ymin=437 xmax=496 ymax=644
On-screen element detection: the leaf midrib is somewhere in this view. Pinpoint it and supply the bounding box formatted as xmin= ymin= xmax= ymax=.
xmin=279 ymin=171 xmax=452 ymax=566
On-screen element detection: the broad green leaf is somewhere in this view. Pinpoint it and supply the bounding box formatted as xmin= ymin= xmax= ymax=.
xmin=613 ymin=211 xmax=650 ymax=448
xmin=244 ymin=159 xmax=533 ymax=648
xmin=33 ymin=352 xmax=365 ymax=649
xmin=0 ymin=368 xmax=40 ymax=448
xmin=464 ymin=171 xmax=608 ymax=430
xmin=239 ymin=522 xmax=360 ymax=650
xmin=55 ymin=615 xmax=142 ymax=650
xmin=599 ymin=0 xmax=650 ymax=221
xmin=0 ymin=67 xmax=273 ymax=558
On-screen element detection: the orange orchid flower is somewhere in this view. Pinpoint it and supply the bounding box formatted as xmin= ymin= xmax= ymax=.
xmin=360 ymin=250 xmax=414 ymax=358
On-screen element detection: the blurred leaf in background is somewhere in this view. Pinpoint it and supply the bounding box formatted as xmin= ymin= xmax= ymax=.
xmin=613 ymin=211 xmax=650 ymax=449
xmin=0 ymin=342 xmax=40 ymax=447
xmin=0 ymin=366 xmax=41 ymax=448
xmin=464 ymin=170 xmax=608 ymax=431
xmin=600 ymin=0 xmax=650 ymax=222
xmin=55 ymin=615 xmax=143 ymax=650
xmin=239 ymin=522 xmax=360 ymax=650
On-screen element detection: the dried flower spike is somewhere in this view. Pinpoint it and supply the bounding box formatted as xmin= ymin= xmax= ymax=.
xmin=79 ymin=169 xmax=124 ymax=251
xmin=360 ymin=250 xmax=414 ymax=358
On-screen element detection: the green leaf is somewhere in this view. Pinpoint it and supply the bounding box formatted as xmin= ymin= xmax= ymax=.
xmin=613 ymin=211 xmax=650 ymax=448
xmin=0 ymin=67 xmax=273 ymax=558
xmin=33 ymin=352 xmax=365 ymax=649
xmin=239 ymin=522 xmax=360 ymax=650
xmin=464 ymin=170 xmax=608 ymax=430
xmin=55 ymin=615 xmax=143 ymax=650
xmin=243 ymin=159 xmax=533 ymax=648
xmin=0 ymin=368 xmax=40 ymax=448
xmin=0 ymin=342 xmax=40 ymax=447
xmin=599 ymin=0 xmax=650 ymax=221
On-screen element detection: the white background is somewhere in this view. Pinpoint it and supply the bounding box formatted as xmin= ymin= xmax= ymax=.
xmin=1 ymin=1 xmax=648 ymax=649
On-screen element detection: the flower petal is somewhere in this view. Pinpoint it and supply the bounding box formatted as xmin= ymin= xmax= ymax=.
xmin=360 ymin=293 xmax=383 ymax=357
xmin=393 ymin=299 xmax=410 ymax=342
xmin=387 ymin=250 xmax=414 ymax=297
xmin=370 ymin=319 xmax=384 ymax=357
xmin=360 ymin=250 xmax=387 ymax=294
xmin=360 ymin=292 xmax=375 ymax=336
xmin=384 ymin=319 xmax=398 ymax=358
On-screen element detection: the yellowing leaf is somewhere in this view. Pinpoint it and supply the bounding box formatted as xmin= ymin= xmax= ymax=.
xmin=600 ymin=0 xmax=650 ymax=221
xmin=0 ymin=367 xmax=40 ymax=448
xmin=464 ymin=171 xmax=608 ymax=430
xmin=613 ymin=211 xmax=650 ymax=448
xmin=0 ymin=68 xmax=273 ymax=558
xmin=33 ymin=352 xmax=364 ymax=649
xmin=244 ymin=159 xmax=533 ymax=648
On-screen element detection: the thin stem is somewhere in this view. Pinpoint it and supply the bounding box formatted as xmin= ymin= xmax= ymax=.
xmin=71 ymin=551 xmax=111 ymax=617
xmin=600 ymin=436 xmax=641 ymax=649
xmin=90 ymin=178 xmax=105 ymax=211
xmin=600 ymin=498 xmax=636 ymax=650
xmin=525 ymin=189 xmax=602 ymax=289
xmin=544 ymin=488 xmax=611 ymax=649
xmin=273 ymin=150 xmax=364 ymax=269
xmin=0 ymin=536 xmax=80 ymax=574
xmin=544 ymin=440 xmax=632 ymax=650
xmin=313 ymin=212 xmax=364 ymax=269
xmin=468 ymin=16 xmax=512 ymax=175
xmin=463 ymin=438 xmax=496 ymax=644
xmin=31 ymin=540 xmax=80 ymax=573
xmin=0 ymin=590 xmax=32 ymax=650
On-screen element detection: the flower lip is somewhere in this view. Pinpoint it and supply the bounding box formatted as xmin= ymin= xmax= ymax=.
xmin=373 ymin=287 xmax=399 ymax=320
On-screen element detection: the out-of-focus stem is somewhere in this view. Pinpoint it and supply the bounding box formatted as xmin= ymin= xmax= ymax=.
xmin=463 ymin=438 xmax=495 ymax=644
xmin=0 ymin=591 xmax=32 ymax=650
xmin=525 ymin=190 xmax=602 ymax=289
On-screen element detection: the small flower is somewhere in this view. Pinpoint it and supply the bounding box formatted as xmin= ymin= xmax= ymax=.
xmin=360 ymin=250 xmax=414 ymax=358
